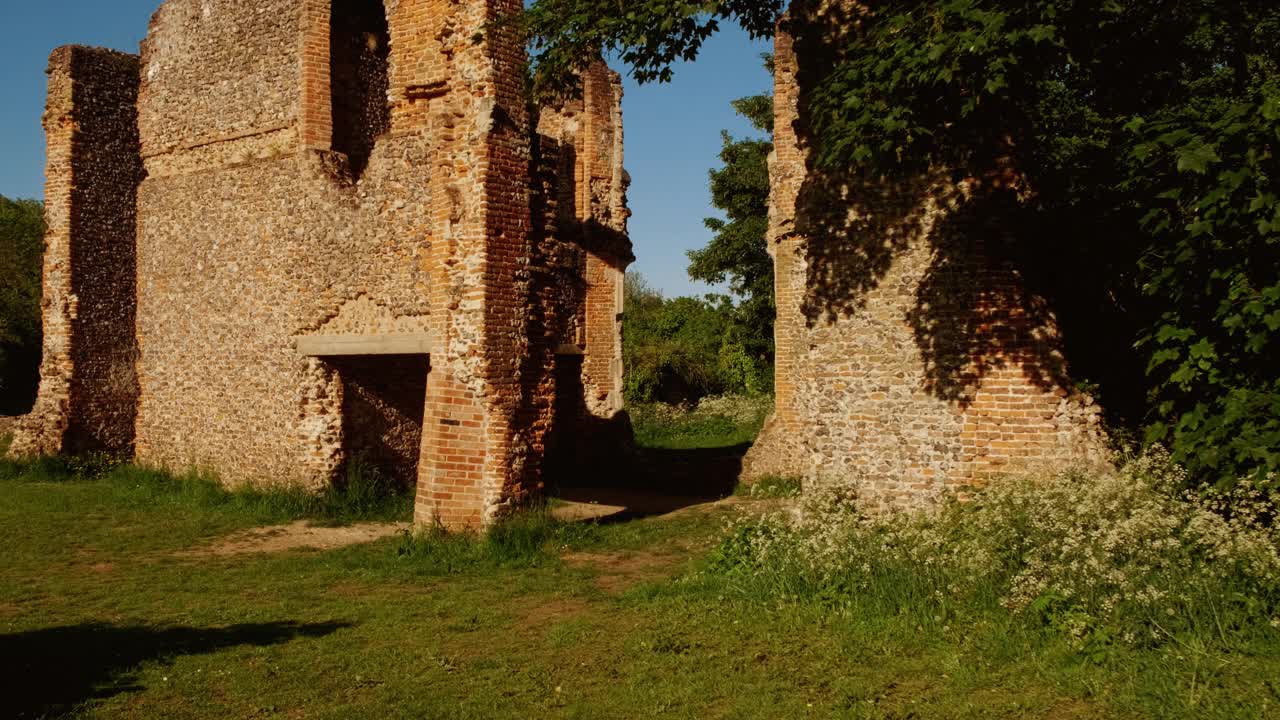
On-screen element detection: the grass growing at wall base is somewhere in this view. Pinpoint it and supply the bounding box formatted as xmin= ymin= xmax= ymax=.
xmin=0 ymin=452 xmax=412 ymax=526
xmin=735 ymin=474 xmax=803 ymax=498
xmin=393 ymin=507 xmax=604 ymax=574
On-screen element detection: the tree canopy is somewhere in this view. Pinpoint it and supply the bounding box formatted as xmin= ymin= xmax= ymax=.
xmin=688 ymin=74 xmax=775 ymax=372
xmin=0 ymin=196 xmax=44 ymax=415
xmin=524 ymin=0 xmax=1280 ymax=489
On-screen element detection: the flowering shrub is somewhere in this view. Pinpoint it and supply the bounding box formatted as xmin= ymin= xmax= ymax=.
xmin=708 ymin=449 xmax=1280 ymax=650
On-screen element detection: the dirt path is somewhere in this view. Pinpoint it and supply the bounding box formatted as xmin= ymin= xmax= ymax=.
xmin=550 ymin=487 xmax=751 ymax=522
xmin=178 ymin=521 xmax=409 ymax=557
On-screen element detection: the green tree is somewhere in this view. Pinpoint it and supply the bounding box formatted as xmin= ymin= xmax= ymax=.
xmin=688 ymin=75 xmax=776 ymax=372
xmin=623 ymin=272 xmax=767 ymax=403
xmin=0 ymin=196 xmax=44 ymax=415
xmin=524 ymin=0 xmax=1280 ymax=489
xmin=520 ymin=0 xmax=783 ymax=94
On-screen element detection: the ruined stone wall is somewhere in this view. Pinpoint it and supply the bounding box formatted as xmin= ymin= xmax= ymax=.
xmin=135 ymin=0 xmax=434 ymax=488
xmin=12 ymin=0 xmax=630 ymax=529
xmin=141 ymin=0 xmax=301 ymax=167
xmin=744 ymin=3 xmax=1106 ymax=508
xmin=533 ymin=63 xmax=633 ymax=479
xmin=578 ymin=66 xmax=629 ymax=418
xmin=9 ymin=46 xmax=142 ymax=457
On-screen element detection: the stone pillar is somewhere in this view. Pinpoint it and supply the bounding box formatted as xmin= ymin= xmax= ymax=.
xmin=578 ymin=66 xmax=629 ymax=418
xmin=742 ymin=24 xmax=806 ymax=481
xmin=401 ymin=0 xmax=534 ymax=529
xmin=9 ymin=46 xmax=142 ymax=458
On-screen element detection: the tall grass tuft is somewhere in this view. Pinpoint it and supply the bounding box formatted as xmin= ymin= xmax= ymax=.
xmin=394 ymin=505 xmax=600 ymax=574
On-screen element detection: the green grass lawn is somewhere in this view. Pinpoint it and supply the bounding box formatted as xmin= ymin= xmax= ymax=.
xmin=1 ymin=459 xmax=1277 ymax=718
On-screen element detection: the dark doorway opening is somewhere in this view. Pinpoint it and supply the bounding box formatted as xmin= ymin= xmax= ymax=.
xmin=330 ymin=0 xmax=391 ymax=178
xmin=330 ymin=355 xmax=428 ymax=491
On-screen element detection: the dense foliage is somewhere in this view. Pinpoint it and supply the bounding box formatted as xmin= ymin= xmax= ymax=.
xmin=0 ymin=196 xmax=43 ymax=415
xmin=523 ymin=0 xmax=1280 ymax=488
xmin=688 ymin=83 xmax=776 ymax=372
xmin=623 ymin=272 xmax=770 ymax=404
xmin=711 ymin=449 xmax=1280 ymax=660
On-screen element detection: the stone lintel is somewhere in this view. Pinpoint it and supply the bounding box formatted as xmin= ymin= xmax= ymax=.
xmin=297 ymin=333 xmax=434 ymax=357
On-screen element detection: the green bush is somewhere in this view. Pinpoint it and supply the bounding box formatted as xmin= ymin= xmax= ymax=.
xmin=707 ymin=450 xmax=1280 ymax=652
xmin=623 ymin=272 xmax=772 ymax=404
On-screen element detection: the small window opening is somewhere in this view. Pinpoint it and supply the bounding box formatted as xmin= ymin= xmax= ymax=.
xmin=331 ymin=0 xmax=391 ymax=179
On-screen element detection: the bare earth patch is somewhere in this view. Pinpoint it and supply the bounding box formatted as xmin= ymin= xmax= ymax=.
xmin=179 ymin=521 xmax=409 ymax=557
xmin=551 ymin=487 xmax=751 ymax=523
xmin=563 ymin=551 xmax=684 ymax=594
xmin=520 ymin=596 xmax=594 ymax=625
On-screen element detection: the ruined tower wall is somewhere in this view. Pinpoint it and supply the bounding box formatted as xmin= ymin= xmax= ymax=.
xmin=578 ymin=67 xmax=629 ymax=418
xmin=409 ymin=0 xmax=539 ymax=526
xmin=533 ymin=64 xmax=633 ymax=479
xmin=9 ymin=46 xmax=142 ymax=457
xmin=744 ymin=4 xmax=1106 ymax=508
xmin=135 ymin=0 xmax=435 ymax=487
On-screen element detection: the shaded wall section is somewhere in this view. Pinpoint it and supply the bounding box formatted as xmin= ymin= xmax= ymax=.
xmin=331 ymin=355 xmax=428 ymax=489
xmin=743 ymin=2 xmax=1107 ymax=508
xmin=9 ymin=46 xmax=142 ymax=457
xmin=533 ymin=63 xmax=634 ymax=483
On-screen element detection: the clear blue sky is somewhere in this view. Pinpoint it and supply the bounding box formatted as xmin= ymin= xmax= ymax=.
xmin=0 ymin=2 xmax=772 ymax=298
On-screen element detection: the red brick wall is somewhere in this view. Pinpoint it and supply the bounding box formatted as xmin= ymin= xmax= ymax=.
xmin=533 ymin=63 xmax=633 ymax=480
xmin=413 ymin=0 xmax=539 ymax=528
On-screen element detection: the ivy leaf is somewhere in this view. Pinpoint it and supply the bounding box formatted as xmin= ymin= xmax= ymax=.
xmin=1176 ymin=143 xmax=1221 ymax=174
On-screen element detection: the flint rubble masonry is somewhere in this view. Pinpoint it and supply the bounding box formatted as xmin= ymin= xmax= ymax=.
xmin=743 ymin=1 xmax=1108 ymax=508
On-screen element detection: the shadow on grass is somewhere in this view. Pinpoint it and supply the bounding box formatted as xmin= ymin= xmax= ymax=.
xmin=549 ymin=442 xmax=752 ymax=524
xmin=1 ymin=620 xmax=351 ymax=719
